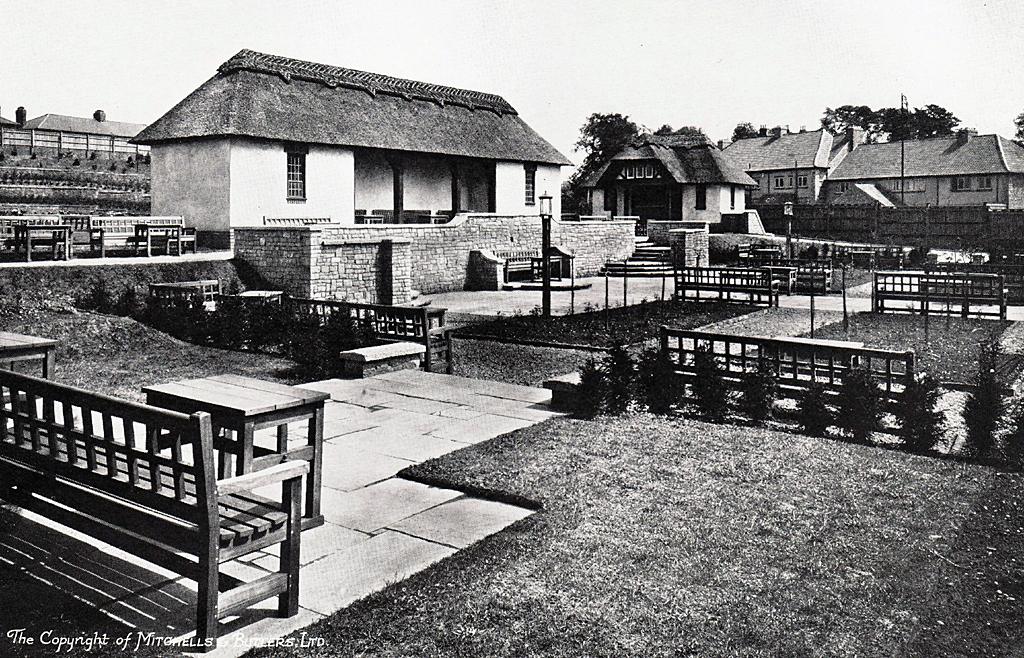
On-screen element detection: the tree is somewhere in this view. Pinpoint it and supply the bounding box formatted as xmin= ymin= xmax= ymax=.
xmin=563 ymin=113 xmax=641 ymax=214
xmin=731 ymin=122 xmax=759 ymax=141
xmin=821 ymin=105 xmax=877 ymax=137
xmin=653 ymin=124 xmax=675 ymax=136
xmin=821 ymin=103 xmax=960 ymax=142
xmin=671 ymin=125 xmax=708 ymax=141
xmin=1014 ymin=111 xmax=1024 ymax=146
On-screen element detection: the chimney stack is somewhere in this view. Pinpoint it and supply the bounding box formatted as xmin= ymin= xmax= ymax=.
xmin=956 ymin=127 xmax=978 ymax=145
xmin=799 ymin=125 xmax=806 ymax=133
xmin=93 ymin=109 xmax=106 ymax=122
xmin=15 ymin=106 xmax=26 ymax=127
xmin=770 ymin=126 xmax=784 ymax=139
xmin=845 ymin=126 xmax=857 ymax=152
xmin=758 ymin=125 xmax=767 ymax=137
xmin=717 ymin=139 xmax=725 ymax=150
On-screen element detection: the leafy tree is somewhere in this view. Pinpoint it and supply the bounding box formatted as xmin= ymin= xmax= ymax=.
xmin=821 ymin=103 xmax=960 ymax=142
xmin=731 ymin=122 xmax=759 ymax=141
xmin=653 ymin=124 xmax=675 ymax=136
xmin=604 ymin=344 xmax=636 ymax=414
xmin=637 ymin=347 xmax=682 ymax=414
xmin=670 ymin=125 xmax=708 ymax=141
xmin=898 ymin=373 xmax=944 ymax=453
xmin=690 ymin=346 xmax=730 ymax=422
xmin=1014 ymin=111 xmax=1024 ymax=146
xmin=821 ymin=105 xmax=877 ymax=138
xmin=963 ymin=339 xmax=1008 ymax=459
xmin=563 ymin=113 xmax=641 ymax=213
xmin=739 ymin=358 xmax=777 ymax=424
xmin=911 ymin=104 xmax=961 ymax=139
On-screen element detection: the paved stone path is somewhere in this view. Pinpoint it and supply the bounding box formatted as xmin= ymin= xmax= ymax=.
xmin=0 ymin=370 xmax=559 ymax=657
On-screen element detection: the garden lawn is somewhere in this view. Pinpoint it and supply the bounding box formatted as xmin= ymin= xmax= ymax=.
xmin=457 ymin=300 xmax=752 ymax=348
xmin=249 ymin=414 xmax=1024 ymax=658
xmin=806 ymin=312 xmax=1009 ymax=383
xmin=0 ymin=306 xmax=304 ymax=401
xmin=448 ymin=337 xmax=596 ymax=387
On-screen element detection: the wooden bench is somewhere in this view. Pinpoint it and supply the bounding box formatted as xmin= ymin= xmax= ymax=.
xmin=287 ymin=298 xmax=450 ymax=373
xmin=0 ymin=215 xmax=62 ymax=250
xmin=872 ymin=270 xmax=1007 ymax=319
xmin=90 ymin=216 xmax=194 ymax=257
xmin=149 ymin=280 xmax=222 ymax=310
xmin=927 ymin=262 xmax=1024 ymax=303
xmin=493 ymin=249 xmax=541 ymax=283
xmin=530 ymin=246 xmax=575 ymax=282
xmin=762 ymin=265 xmax=797 ymax=294
xmin=0 ymin=369 xmax=307 ymax=651
xmin=752 ymin=256 xmax=833 ymax=293
xmin=12 ymin=224 xmax=72 ymax=261
xmin=263 ymin=216 xmax=333 ymax=227
xmin=674 ymin=267 xmax=779 ymax=307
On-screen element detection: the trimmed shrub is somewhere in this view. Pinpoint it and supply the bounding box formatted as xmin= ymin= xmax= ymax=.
xmin=113 ymin=286 xmax=143 ymax=319
xmin=963 ymin=339 xmax=1008 ymax=459
xmin=797 ymin=382 xmax=832 ymax=436
xmin=573 ymin=358 xmax=609 ymax=419
xmin=739 ymin=358 xmax=777 ymax=424
xmin=836 ymin=367 xmax=882 ymax=443
xmin=898 ymin=373 xmax=944 ymax=453
xmin=690 ymin=345 xmax=730 ymax=422
xmin=637 ymin=347 xmax=682 ymax=414
xmin=1003 ymin=401 xmax=1024 ymax=469
xmin=604 ymin=344 xmax=636 ymax=414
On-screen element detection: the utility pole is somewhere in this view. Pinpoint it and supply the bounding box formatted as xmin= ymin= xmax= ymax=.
xmin=900 ymin=93 xmax=908 ymax=206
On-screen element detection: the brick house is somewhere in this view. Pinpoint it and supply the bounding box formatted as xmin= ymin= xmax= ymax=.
xmin=134 ymin=50 xmax=570 ymax=245
xmin=723 ymin=125 xmax=864 ymax=204
xmin=0 ymin=106 xmax=147 ymax=155
xmin=583 ymin=134 xmax=756 ymax=224
xmin=823 ymin=129 xmax=1024 ymax=208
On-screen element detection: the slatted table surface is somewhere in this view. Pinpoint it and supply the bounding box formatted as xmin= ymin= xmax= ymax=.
xmin=142 ymin=374 xmax=329 ymax=530
xmin=0 ymin=331 xmax=59 ymax=378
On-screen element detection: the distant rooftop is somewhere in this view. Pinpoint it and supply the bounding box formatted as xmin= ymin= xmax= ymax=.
xmin=19 ymin=113 xmax=146 ymax=138
xmin=829 ymin=133 xmax=1024 ymax=179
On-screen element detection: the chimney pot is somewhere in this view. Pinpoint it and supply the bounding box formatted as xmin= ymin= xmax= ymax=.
xmin=93 ymin=109 xmax=106 ymax=122
xmin=758 ymin=125 xmax=768 ymax=137
xmin=717 ymin=139 xmax=725 ymax=150
xmin=799 ymin=125 xmax=806 ymax=133
xmin=770 ymin=126 xmax=784 ymax=139
xmin=15 ymin=106 xmax=26 ymax=127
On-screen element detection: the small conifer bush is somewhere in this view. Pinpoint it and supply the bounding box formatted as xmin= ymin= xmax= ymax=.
xmin=739 ymin=358 xmax=777 ymax=424
xmin=604 ymin=344 xmax=636 ymax=414
xmin=637 ymin=347 xmax=682 ymax=415
xmin=690 ymin=345 xmax=730 ymax=422
xmin=898 ymin=373 xmax=944 ymax=453
xmin=573 ymin=358 xmax=609 ymax=419
xmin=797 ymin=381 xmax=832 ymax=436
xmin=836 ymin=367 xmax=882 ymax=443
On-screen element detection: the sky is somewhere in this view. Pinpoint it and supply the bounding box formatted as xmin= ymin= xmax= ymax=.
xmin=3 ymin=0 xmax=1024 ymax=168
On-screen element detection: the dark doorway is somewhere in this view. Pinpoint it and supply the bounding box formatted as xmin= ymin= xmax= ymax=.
xmin=627 ymin=184 xmax=675 ymax=220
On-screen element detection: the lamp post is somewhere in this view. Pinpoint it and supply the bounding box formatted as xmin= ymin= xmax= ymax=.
xmin=539 ymin=193 xmax=553 ymax=317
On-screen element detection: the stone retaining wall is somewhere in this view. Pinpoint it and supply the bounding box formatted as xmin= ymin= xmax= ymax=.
xmin=235 ymin=214 xmax=636 ymax=303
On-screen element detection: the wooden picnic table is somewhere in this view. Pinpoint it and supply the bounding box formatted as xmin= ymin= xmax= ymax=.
xmin=14 ymin=224 xmax=72 ymax=261
xmin=142 ymin=374 xmax=329 ymax=530
xmin=0 ymin=331 xmax=59 ymax=377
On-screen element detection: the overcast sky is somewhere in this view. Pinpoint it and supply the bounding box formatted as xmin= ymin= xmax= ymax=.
xmin=4 ymin=0 xmax=1023 ymax=166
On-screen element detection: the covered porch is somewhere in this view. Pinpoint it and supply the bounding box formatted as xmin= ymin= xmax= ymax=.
xmin=353 ymin=148 xmax=496 ymax=224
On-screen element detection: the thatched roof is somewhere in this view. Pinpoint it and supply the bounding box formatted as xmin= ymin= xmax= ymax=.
xmin=135 ymin=49 xmax=570 ymax=165
xmin=21 ymin=113 xmax=146 ymax=137
xmin=586 ymin=134 xmax=756 ymax=187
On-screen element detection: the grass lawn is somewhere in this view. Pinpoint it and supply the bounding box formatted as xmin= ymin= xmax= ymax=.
xmin=455 ymin=300 xmax=752 ymax=348
xmin=0 ymin=306 xmax=304 ymax=401
xmin=250 ymin=414 xmax=1024 ymax=657
xmin=807 ymin=312 xmax=1009 ymax=383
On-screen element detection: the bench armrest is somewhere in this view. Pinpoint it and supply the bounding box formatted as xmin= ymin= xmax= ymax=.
xmin=218 ymin=461 xmax=309 ymax=495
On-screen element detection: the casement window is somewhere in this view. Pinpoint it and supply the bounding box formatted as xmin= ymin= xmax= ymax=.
xmin=774 ymin=176 xmax=787 ymax=188
xmin=286 ymin=147 xmax=307 ymax=200
xmin=838 ymin=182 xmax=850 ymax=193
xmin=524 ymin=164 xmax=536 ymax=205
xmin=892 ymin=178 xmax=925 ymax=192
xmin=618 ymin=163 xmax=657 ymax=180
xmin=952 ymin=176 xmax=971 ymax=192
xmin=695 ymin=184 xmax=707 ymax=210
xmin=797 ymin=175 xmax=808 ymax=188
xmin=977 ymin=176 xmax=993 ymax=191
xmin=891 ymin=179 xmax=902 ymax=192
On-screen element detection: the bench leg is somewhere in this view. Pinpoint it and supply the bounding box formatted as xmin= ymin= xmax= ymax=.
xmin=305 ymin=405 xmax=324 ymax=522
xmin=196 ymin=544 xmax=219 ymax=650
xmin=279 ymin=476 xmax=302 ymax=617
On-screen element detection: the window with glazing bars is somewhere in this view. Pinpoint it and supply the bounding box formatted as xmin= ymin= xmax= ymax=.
xmin=287 ymin=152 xmax=306 ymax=200
xmin=524 ymin=165 xmax=537 ymax=205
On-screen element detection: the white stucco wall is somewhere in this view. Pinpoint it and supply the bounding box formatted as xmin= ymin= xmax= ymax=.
xmin=494 ymin=161 xmax=561 ymax=216
xmin=680 ymin=184 xmax=745 ymax=223
xmin=150 ymin=140 xmax=231 ymax=231
xmin=228 ymin=138 xmax=355 ymax=226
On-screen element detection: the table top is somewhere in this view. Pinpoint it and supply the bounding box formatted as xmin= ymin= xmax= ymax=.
xmin=0 ymin=331 xmax=59 ymax=351
xmin=772 ymin=336 xmax=866 ymax=349
xmin=143 ymin=374 xmax=329 ymax=416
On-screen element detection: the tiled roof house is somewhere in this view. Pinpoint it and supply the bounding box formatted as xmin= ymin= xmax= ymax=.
xmin=723 ymin=126 xmax=865 ymax=203
xmin=824 ymin=129 xmax=1024 ymax=208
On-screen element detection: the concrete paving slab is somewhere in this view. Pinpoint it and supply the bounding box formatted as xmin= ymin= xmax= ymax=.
xmin=250 ymin=522 xmax=369 ymax=568
xmin=389 ymin=497 xmax=534 ymax=549
xmin=382 ymin=394 xmax=463 ymax=415
xmin=320 ymin=478 xmax=462 ymax=532
xmin=318 ymin=443 xmax=415 ymax=492
xmin=322 ymin=416 xmax=382 ymax=440
xmin=333 ymin=426 xmax=468 ymax=463
xmin=465 ymin=398 xmax=561 ymax=422
xmin=297 ymin=530 xmax=456 ymax=616
xmin=429 ymin=414 xmax=536 ymax=443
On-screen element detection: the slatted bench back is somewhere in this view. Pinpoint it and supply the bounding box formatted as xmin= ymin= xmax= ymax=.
xmin=660 ymin=327 xmax=916 ymax=403
xmin=88 ymin=217 xmax=139 ymax=235
xmin=492 ymin=249 xmax=538 ymax=262
xmin=873 ymin=271 xmax=1007 ymax=319
xmin=0 ymin=215 xmax=61 ymax=226
xmin=287 ymin=297 xmax=448 ymax=371
xmin=149 ymin=280 xmax=222 ymax=305
xmin=927 ymin=263 xmax=1024 ymax=301
xmin=0 ymin=369 xmax=214 ymax=523
xmin=676 ymin=267 xmax=774 ymax=289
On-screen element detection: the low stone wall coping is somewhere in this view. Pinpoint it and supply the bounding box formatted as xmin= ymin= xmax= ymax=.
xmin=321 ymin=238 xmax=413 ymax=247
